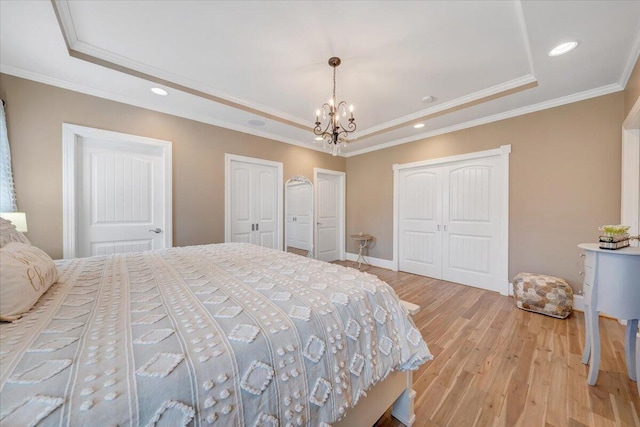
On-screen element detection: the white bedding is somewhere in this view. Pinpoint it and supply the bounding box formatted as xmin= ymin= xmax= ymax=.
xmin=0 ymin=243 xmax=431 ymax=426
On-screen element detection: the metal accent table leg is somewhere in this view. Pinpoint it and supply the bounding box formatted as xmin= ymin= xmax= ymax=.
xmin=353 ymin=239 xmax=371 ymax=269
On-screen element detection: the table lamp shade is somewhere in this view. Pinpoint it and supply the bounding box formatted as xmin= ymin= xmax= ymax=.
xmin=0 ymin=212 xmax=28 ymax=232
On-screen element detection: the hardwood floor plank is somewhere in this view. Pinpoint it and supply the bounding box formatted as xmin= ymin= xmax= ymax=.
xmin=431 ymin=370 xmax=474 ymax=426
xmin=446 ymin=382 xmax=485 ymax=427
xmin=504 ymin=378 xmax=528 ymax=426
xmin=545 ymin=351 xmax=569 ymax=426
xmin=610 ymin=393 xmax=639 ymax=427
xmin=334 ymin=262 xmax=640 ymax=427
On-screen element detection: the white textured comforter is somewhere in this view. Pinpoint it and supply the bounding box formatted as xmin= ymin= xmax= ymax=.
xmin=0 ymin=243 xmax=431 ymax=426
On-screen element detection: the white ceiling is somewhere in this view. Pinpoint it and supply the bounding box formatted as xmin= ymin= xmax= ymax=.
xmin=1 ymin=1 xmax=639 ymax=156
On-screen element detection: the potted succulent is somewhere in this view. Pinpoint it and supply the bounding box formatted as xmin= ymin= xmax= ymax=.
xmin=598 ymin=225 xmax=630 ymax=237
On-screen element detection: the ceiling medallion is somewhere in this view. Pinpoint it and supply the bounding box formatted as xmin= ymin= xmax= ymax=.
xmin=314 ymin=57 xmax=356 ymax=156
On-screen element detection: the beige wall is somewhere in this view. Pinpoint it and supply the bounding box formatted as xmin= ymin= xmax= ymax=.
xmin=346 ymin=93 xmax=624 ymax=292
xmin=0 ymin=74 xmax=345 ymax=259
xmin=624 ymin=55 xmax=640 ymax=118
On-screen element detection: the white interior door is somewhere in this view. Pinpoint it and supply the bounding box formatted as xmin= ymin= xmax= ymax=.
xmin=76 ymin=137 xmax=169 ymax=257
xmin=442 ymin=158 xmax=501 ymax=291
xmin=315 ymin=171 xmax=343 ymax=262
xmin=226 ymin=154 xmax=282 ymax=250
xmin=398 ymin=169 xmax=442 ymax=277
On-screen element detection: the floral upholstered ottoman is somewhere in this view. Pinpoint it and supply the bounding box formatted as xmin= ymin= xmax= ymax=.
xmin=512 ymin=273 xmax=573 ymax=319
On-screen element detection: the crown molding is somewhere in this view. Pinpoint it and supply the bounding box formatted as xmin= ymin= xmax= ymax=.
xmin=51 ymin=0 xmax=314 ymax=132
xmin=354 ymin=74 xmax=538 ymax=140
xmin=619 ymin=27 xmax=640 ymax=89
xmin=51 ymin=0 xmax=78 ymax=46
xmin=0 ymin=64 xmax=334 ymax=155
xmin=514 ymin=0 xmax=535 ymax=76
xmin=344 ymin=82 xmax=623 ymax=157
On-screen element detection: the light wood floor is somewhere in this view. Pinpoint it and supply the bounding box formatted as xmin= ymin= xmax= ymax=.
xmin=286 ymin=247 xmax=309 ymax=257
xmin=334 ymin=262 xmax=640 ymax=427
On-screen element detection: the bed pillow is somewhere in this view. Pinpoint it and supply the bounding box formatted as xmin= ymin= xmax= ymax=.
xmin=0 ymin=217 xmax=31 ymax=248
xmin=0 ymin=242 xmax=58 ymax=321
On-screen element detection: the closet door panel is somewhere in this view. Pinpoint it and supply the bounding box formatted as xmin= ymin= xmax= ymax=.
xmin=229 ymin=162 xmax=254 ymax=243
xmin=398 ymin=169 xmax=442 ymax=278
xmin=253 ymin=165 xmax=278 ymax=249
xmin=442 ymin=159 xmax=500 ymax=291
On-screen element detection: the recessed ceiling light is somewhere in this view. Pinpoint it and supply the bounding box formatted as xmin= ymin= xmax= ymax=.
xmin=248 ymin=119 xmax=265 ymax=127
xmin=413 ymin=123 xmax=425 ymax=129
xmin=314 ymin=136 xmax=323 ymax=141
xmin=150 ymin=87 xmax=168 ymax=96
xmin=422 ymin=95 xmax=435 ymax=104
xmin=548 ymin=41 xmax=578 ymax=57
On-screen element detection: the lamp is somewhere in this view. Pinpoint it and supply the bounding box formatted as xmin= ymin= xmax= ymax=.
xmin=313 ymin=57 xmax=356 ymax=156
xmin=0 ymin=212 xmax=28 ymax=232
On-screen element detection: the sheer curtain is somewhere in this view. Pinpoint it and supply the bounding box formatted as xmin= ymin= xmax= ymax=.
xmin=0 ymin=101 xmax=17 ymax=212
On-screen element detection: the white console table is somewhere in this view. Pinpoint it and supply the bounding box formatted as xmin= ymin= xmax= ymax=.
xmin=578 ymin=243 xmax=640 ymax=394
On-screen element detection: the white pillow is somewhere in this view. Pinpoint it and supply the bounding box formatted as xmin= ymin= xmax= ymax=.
xmin=0 ymin=217 xmax=31 ymax=248
xmin=0 ymin=242 xmax=58 ymax=321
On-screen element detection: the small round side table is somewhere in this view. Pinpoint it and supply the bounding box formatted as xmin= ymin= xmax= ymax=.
xmin=350 ymin=234 xmax=373 ymax=269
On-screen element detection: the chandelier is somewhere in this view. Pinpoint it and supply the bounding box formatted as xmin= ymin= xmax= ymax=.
xmin=314 ymin=57 xmax=356 ymax=156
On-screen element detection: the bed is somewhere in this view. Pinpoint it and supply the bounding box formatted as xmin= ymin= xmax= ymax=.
xmin=0 ymin=242 xmax=431 ymax=426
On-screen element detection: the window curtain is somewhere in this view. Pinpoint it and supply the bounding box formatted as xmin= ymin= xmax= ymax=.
xmin=0 ymin=101 xmax=17 ymax=212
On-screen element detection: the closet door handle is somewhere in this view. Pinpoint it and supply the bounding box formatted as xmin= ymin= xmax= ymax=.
xmin=437 ymin=224 xmax=441 ymax=231
xmin=256 ymin=223 xmax=259 ymax=231
xmin=251 ymin=224 xmax=255 ymax=231
xmin=444 ymin=224 xmax=448 ymax=231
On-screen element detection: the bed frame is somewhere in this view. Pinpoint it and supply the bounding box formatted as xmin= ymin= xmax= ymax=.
xmin=334 ymin=370 xmax=416 ymax=427
xmin=334 ymin=300 xmax=421 ymax=427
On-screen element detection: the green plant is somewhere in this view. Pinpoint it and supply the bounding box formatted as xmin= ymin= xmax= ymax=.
xmin=598 ymin=225 xmax=630 ymax=236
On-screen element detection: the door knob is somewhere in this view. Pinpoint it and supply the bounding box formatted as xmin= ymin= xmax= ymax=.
xmin=149 ymin=228 xmax=162 ymax=233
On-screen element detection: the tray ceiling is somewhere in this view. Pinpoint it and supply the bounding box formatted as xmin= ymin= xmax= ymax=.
xmin=1 ymin=1 xmax=639 ymax=156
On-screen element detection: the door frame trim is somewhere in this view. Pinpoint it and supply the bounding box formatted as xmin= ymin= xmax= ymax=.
xmin=62 ymin=123 xmax=173 ymax=259
xmin=224 ymin=153 xmax=284 ymax=250
xmin=314 ymin=168 xmax=346 ymax=261
xmin=622 ymin=96 xmax=640 ymax=239
xmin=392 ymin=145 xmax=511 ymax=295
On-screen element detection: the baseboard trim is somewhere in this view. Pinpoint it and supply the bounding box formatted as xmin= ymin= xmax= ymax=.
xmin=573 ymin=294 xmax=585 ymax=312
xmin=345 ymin=252 xmax=395 ymax=270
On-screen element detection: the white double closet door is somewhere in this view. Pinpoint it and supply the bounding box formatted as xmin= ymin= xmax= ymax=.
xmin=227 ymin=156 xmax=281 ymax=249
xmin=398 ymin=155 xmax=503 ymax=292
